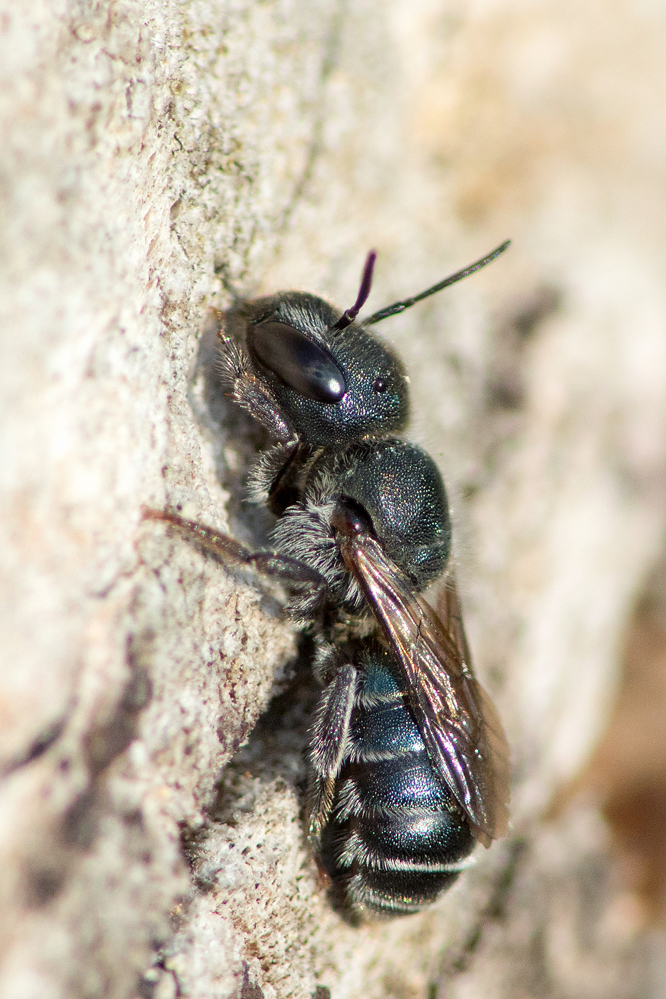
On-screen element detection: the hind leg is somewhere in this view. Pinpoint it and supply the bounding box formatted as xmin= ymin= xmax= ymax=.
xmin=144 ymin=508 xmax=328 ymax=589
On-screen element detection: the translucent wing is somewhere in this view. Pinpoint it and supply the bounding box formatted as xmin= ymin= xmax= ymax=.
xmin=338 ymin=534 xmax=510 ymax=844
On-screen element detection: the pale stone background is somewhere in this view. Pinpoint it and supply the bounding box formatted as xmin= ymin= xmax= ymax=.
xmin=1 ymin=0 xmax=666 ymax=997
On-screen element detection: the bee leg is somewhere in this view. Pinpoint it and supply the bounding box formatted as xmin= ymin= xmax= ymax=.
xmin=143 ymin=509 xmax=328 ymax=591
xmin=247 ymin=439 xmax=315 ymax=519
xmin=218 ymin=338 xmax=295 ymax=444
xmin=308 ymin=662 xmax=358 ymax=837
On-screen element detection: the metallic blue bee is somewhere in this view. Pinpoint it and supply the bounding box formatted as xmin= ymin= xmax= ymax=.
xmin=316 ymin=639 xmax=474 ymax=917
xmin=147 ymin=242 xmax=510 ymax=920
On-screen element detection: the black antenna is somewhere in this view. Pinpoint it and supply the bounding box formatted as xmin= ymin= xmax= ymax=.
xmin=332 ymin=250 xmax=377 ymax=331
xmin=362 ymin=240 xmax=511 ymax=326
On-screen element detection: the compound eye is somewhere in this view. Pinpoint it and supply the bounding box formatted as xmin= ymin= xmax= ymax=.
xmin=249 ymin=320 xmax=347 ymax=403
xmin=373 ymin=376 xmax=387 ymax=393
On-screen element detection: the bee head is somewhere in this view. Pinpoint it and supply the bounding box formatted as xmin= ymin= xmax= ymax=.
xmin=231 ymin=254 xmax=409 ymax=448
xmin=225 ymin=242 xmax=510 ymax=450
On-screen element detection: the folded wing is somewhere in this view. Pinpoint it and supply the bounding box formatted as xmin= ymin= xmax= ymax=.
xmin=339 ymin=534 xmax=510 ymax=844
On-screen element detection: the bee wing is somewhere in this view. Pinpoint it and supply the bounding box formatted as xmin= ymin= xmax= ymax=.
xmin=339 ymin=534 xmax=510 ymax=844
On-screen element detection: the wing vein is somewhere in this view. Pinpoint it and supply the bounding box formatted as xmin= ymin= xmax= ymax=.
xmin=339 ymin=534 xmax=510 ymax=842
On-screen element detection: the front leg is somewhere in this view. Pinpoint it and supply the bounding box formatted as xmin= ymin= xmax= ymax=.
xmin=218 ymin=338 xmax=295 ymax=444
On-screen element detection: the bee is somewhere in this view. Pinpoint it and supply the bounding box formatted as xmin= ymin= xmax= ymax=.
xmin=146 ymin=241 xmax=510 ymax=919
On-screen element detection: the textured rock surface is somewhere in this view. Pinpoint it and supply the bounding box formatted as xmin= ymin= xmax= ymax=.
xmin=1 ymin=0 xmax=666 ymax=997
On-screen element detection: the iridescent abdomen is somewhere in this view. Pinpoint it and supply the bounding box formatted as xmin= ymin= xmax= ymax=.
xmin=317 ymin=649 xmax=476 ymax=919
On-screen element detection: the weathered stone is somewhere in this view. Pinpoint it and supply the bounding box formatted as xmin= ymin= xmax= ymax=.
xmin=1 ymin=1 xmax=666 ymax=996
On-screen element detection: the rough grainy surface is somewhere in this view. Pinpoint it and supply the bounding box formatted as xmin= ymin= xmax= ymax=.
xmin=1 ymin=0 xmax=666 ymax=997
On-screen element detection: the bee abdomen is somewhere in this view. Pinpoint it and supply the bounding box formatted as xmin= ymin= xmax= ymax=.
xmin=316 ymin=652 xmax=476 ymax=919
